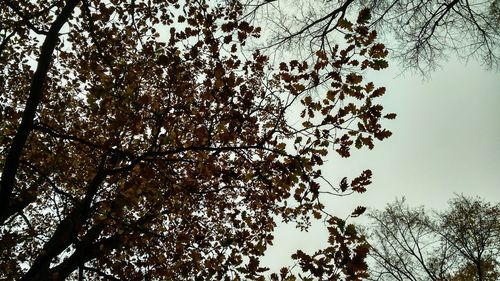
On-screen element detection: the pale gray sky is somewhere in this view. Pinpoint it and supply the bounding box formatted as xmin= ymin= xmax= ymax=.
xmin=335 ymin=58 xmax=500 ymax=210
xmin=262 ymin=57 xmax=500 ymax=272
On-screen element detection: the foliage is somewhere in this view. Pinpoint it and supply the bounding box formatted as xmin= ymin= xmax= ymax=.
xmin=242 ymin=0 xmax=500 ymax=73
xmin=285 ymin=217 xmax=370 ymax=281
xmin=365 ymin=195 xmax=500 ymax=281
xmin=0 ymin=0 xmax=393 ymax=280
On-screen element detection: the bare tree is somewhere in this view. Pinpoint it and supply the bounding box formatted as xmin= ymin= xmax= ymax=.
xmin=365 ymin=196 xmax=500 ymax=281
xmin=241 ymin=0 xmax=500 ymax=74
xmin=437 ymin=196 xmax=500 ymax=281
xmin=365 ymin=199 xmax=457 ymax=281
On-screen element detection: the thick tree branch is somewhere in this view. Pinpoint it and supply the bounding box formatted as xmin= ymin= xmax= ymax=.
xmin=46 ymin=225 xmax=119 ymax=281
xmin=0 ymin=0 xmax=81 ymax=225
xmin=19 ymin=171 xmax=106 ymax=281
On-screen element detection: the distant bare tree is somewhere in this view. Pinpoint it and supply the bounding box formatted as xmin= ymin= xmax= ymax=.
xmin=364 ymin=196 xmax=500 ymax=281
xmin=438 ymin=196 xmax=500 ymax=281
xmin=241 ymin=0 xmax=500 ymax=73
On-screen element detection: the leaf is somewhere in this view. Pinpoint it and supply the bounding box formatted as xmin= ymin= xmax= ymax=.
xmin=340 ymin=177 xmax=349 ymax=192
xmin=214 ymin=64 xmax=225 ymax=78
xmin=351 ymin=206 xmax=367 ymax=217
xmin=302 ymin=121 xmax=313 ymax=128
xmin=384 ymin=113 xmax=397 ymax=119
xmin=370 ymin=87 xmax=386 ymax=98
xmin=346 ymin=73 xmax=363 ymax=84
xmin=365 ymin=82 xmax=374 ymax=93
xmin=303 ymin=96 xmax=312 ymax=105
xmin=351 ymin=170 xmax=372 ymax=193
xmin=326 ymin=90 xmax=336 ymax=101
xmin=294 ymin=83 xmax=306 ymax=93
xmin=371 ymin=59 xmax=388 ymax=70
xmin=338 ymin=18 xmax=353 ymax=31
xmin=357 ymin=8 xmax=372 ymax=25
xmin=315 ymin=50 xmax=328 ymax=60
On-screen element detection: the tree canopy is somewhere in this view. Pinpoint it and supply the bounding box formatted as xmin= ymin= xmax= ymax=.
xmin=242 ymin=0 xmax=500 ymax=73
xmin=0 ymin=0 xmax=393 ymax=280
xmin=365 ymin=195 xmax=500 ymax=281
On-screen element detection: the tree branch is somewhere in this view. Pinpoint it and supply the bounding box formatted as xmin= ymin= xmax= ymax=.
xmin=0 ymin=0 xmax=81 ymax=225
xmin=19 ymin=171 xmax=106 ymax=281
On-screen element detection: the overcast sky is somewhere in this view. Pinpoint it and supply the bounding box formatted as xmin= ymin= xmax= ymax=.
xmin=262 ymin=57 xmax=500 ymax=272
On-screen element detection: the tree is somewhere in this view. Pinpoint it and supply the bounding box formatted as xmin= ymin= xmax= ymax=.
xmin=241 ymin=0 xmax=500 ymax=73
xmin=365 ymin=196 xmax=500 ymax=281
xmin=0 ymin=0 xmax=393 ymax=280
xmin=440 ymin=196 xmax=500 ymax=281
